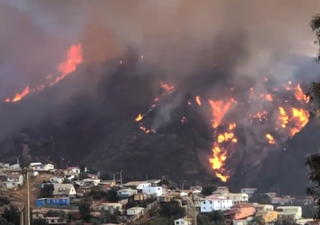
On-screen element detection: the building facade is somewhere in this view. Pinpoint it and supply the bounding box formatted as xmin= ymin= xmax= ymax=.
xmin=142 ymin=187 xmax=163 ymax=196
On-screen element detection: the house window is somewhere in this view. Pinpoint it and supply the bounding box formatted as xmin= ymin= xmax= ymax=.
xmin=157 ymin=188 xmax=160 ymax=190
xmin=176 ymin=222 xmax=180 ymax=225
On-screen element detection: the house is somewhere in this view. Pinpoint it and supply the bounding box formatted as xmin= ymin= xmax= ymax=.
xmin=200 ymin=195 xmax=232 ymax=213
xmin=4 ymin=172 xmax=23 ymax=188
xmin=224 ymin=203 xmax=255 ymax=220
xmin=233 ymin=219 xmax=249 ymax=225
xmin=66 ymin=167 xmax=80 ymax=174
xmin=87 ymin=173 xmax=99 ymax=179
xmin=127 ymin=207 xmax=145 ymax=216
xmin=42 ymin=164 xmax=55 ymax=171
xmin=295 ymin=196 xmax=314 ymax=205
xmin=124 ymin=181 xmax=151 ymax=189
xmin=50 ymin=176 xmax=64 ymax=184
xmin=93 ymin=203 xmax=122 ymax=213
xmin=9 ymin=164 xmax=20 ymax=169
xmin=271 ymin=197 xmax=286 ymax=205
xmin=82 ymin=178 xmax=100 ymax=186
xmin=254 ymin=204 xmax=274 ymax=212
xmin=76 ymin=186 xmax=92 ymax=197
xmin=147 ymin=179 xmax=162 ymax=186
xmin=52 ymin=184 xmax=76 ymax=198
xmin=99 ymin=180 xmax=116 ymax=190
xmin=117 ymin=188 xmax=138 ymax=198
xmin=190 ymin=186 xmax=202 ymax=192
xmin=174 ymin=218 xmax=192 ymax=225
xmin=214 ymin=186 xmax=229 ymax=194
xmin=255 ymin=211 xmax=278 ymax=223
xmin=276 ymin=206 xmax=302 ymax=220
xmin=30 ymin=162 xmax=43 ymax=170
xmin=223 ymin=193 xmax=249 ymax=205
xmin=241 ymin=188 xmax=257 ymax=197
xmin=36 ymin=197 xmax=70 ymax=207
xmin=265 ymin=192 xmax=277 ymax=198
xmin=44 ymin=216 xmax=66 ymax=225
xmin=32 ymin=210 xmax=44 ymax=220
xmin=142 ymin=186 xmax=163 ymax=197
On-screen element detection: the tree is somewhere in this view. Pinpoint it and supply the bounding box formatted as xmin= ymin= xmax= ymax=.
xmin=79 ymin=201 xmax=91 ymax=222
xmin=249 ymin=216 xmax=265 ymax=225
xmin=304 ymin=14 xmax=320 ymax=221
xmin=2 ymin=205 xmax=20 ymax=225
xmin=106 ymin=189 xmax=118 ymax=202
xmin=206 ymin=210 xmax=224 ymax=224
xmin=39 ymin=184 xmax=54 ymax=198
xmin=201 ymin=186 xmax=217 ymax=196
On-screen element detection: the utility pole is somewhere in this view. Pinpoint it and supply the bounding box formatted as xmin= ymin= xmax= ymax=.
xmin=120 ymin=170 xmax=123 ymax=186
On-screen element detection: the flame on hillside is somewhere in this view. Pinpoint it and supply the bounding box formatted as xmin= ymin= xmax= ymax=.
xmin=134 ymin=78 xmax=310 ymax=183
xmin=4 ymin=44 xmax=82 ymax=103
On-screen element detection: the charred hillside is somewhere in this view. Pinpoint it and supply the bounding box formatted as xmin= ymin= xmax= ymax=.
xmin=0 ymin=50 xmax=319 ymax=193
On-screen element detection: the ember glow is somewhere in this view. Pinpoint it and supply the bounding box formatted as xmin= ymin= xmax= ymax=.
xmin=134 ymin=78 xmax=310 ymax=182
xmin=5 ymin=44 xmax=82 ymax=103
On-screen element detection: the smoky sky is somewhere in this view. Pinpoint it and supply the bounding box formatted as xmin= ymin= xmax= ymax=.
xmin=1 ymin=0 xmax=320 ymax=100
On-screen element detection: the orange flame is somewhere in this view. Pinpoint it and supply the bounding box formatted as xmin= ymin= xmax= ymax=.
xmin=196 ymin=96 xmax=201 ymax=105
xmin=265 ymin=134 xmax=275 ymax=144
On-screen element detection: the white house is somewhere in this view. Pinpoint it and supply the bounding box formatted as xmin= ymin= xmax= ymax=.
xmin=254 ymin=204 xmax=274 ymax=212
xmin=276 ymin=206 xmax=302 ymax=220
xmin=93 ymin=203 xmax=122 ymax=213
xmin=42 ymin=164 xmax=54 ymax=171
xmin=174 ymin=218 xmax=192 ymax=225
xmin=66 ymin=167 xmax=80 ymax=174
xmin=142 ymin=186 xmax=163 ymax=197
xmin=29 ymin=162 xmax=42 ymax=170
xmin=44 ymin=217 xmax=66 ymax=225
xmin=53 ymin=183 xmax=76 ymax=198
xmin=50 ymin=176 xmax=64 ymax=184
xmin=4 ymin=172 xmax=24 ymax=189
xmin=223 ymin=193 xmax=249 ymax=205
xmin=82 ymin=178 xmax=100 ymax=186
xmin=241 ymin=188 xmax=257 ymax=196
xmin=201 ymin=195 xmax=232 ymax=213
xmin=124 ymin=181 xmax=151 ymax=189
xmin=127 ymin=207 xmax=144 ymax=216
xmin=9 ymin=164 xmax=20 ymax=169
xmin=117 ymin=188 xmax=138 ymax=198
xmin=214 ymin=186 xmax=229 ymax=194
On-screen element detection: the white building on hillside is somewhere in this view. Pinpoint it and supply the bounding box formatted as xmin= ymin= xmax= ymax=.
xmin=174 ymin=218 xmax=192 ymax=225
xmin=200 ymin=195 xmax=232 ymax=213
xmin=124 ymin=181 xmax=151 ymax=189
xmin=276 ymin=206 xmax=302 ymax=220
xmin=241 ymin=188 xmax=257 ymax=196
xmin=223 ymin=193 xmax=248 ymax=205
xmin=214 ymin=186 xmax=229 ymax=194
xmin=142 ymin=186 xmax=163 ymax=196
xmin=254 ymin=204 xmax=274 ymax=212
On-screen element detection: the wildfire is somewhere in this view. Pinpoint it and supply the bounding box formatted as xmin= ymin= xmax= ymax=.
xmin=265 ymin=134 xmax=275 ymax=144
xmin=135 ymin=77 xmax=310 ymax=183
xmin=5 ymin=43 xmax=82 ymax=103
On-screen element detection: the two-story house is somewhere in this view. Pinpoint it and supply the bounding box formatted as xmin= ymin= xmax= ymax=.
xmin=201 ymin=195 xmax=232 ymax=213
xmin=276 ymin=206 xmax=302 ymax=220
xmin=4 ymin=172 xmax=23 ymax=189
xmin=223 ymin=193 xmax=249 ymax=205
xmin=50 ymin=176 xmax=64 ymax=184
xmin=224 ymin=203 xmax=255 ymax=220
xmin=52 ymin=184 xmax=76 ymax=198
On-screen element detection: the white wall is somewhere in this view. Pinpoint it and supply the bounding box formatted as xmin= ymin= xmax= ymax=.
xmin=201 ymin=199 xmax=232 ymax=213
xmin=142 ymin=186 xmax=162 ymax=196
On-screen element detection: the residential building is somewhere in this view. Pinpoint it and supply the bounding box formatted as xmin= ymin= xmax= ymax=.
xmin=4 ymin=172 xmax=23 ymax=188
xmin=233 ymin=219 xmax=249 ymax=225
xmin=271 ymin=197 xmax=286 ymax=205
xmin=99 ymin=180 xmax=116 ymax=190
xmin=147 ymin=179 xmax=162 ymax=186
xmin=142 ymin=186 xmax=163 ymax=197
xmin=29 ymin=162 xmax=43 ymax=170
xmin=201 ymin=195 xmax=232 ymax=213
xmin=76 ymin=186 xmax=91 ymax=197
xmin=214 ymin=186 xmax=229 ymax=194
xmin=9 ymin=164 xmax=20 ymax=169
xmin=124 ymin=181 xmax=151 ymax=189
xmin=265 ymin=192 xmax=277 ymax=198
xmin=223 ymin=193 xmax=249 ymax=205
xmin=241 ymin=188 xmax=257 ymax=197
xmin=36 ymin=197 xmax=70 ymax=207
xmin=52 ymin=184 xmax=76 ymax=198
xmin=256 ymin=211 xmax=278 ymax=223
xmin=117 ymin=188 xmax=137 ymax=198
xmin=93 ymin=203 xmax=122 ymax=213
xmin=82 ymin=178 xmax=100 ymax=186
xmin=254 ymin=204 xmax=274 ymax=212
xmin=66 ymin=167 xmax=80 ymax=174
xmin=127 ymin=207 xmax=144 ymax=216
xmin=50 ymin=176 xmax=64 ymax=184
xmin=276 ymin=206 xmax=302 ymax=220
xmin=42 ymin=164 xmax=55 ymax=171
xmin=190 ymin=186 xmax=202 ymax=192
xmin=44 ymin=217 xmax=66 ymax=225
xmin=174 ymin=218 xmax=192 ymax=225
xmin=225 ymin=203 xmax=255 ymax=220
xmin=295 ymin=197 xmax=314 ymax=205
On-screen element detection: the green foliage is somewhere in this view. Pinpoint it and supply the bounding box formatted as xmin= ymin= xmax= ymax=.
xmin=159 ymin=202 xmax=185 ymax=219
xmin=249 ymin=216 xmax=265 ymax=225
xmin=201 ymin=186 xmax=217 ymax=196
xmin=90 ymin=218 xmax=100 ymax=225
xmin=106 ymin=189 xmax=118 ymax=202
xmin=310 ymin=14 xmax=320 ymax=62
xmin=197 ymin=214 xmax=215 ymax=225
xmin=2 ymin=205 xmax=20 ymax=225
xmin=79 ymin=201 xmax=91 ymax=222
xmin=39 ymin=184 xmax=54 ymax=198
xmin=33 ymin=219 xmax=48 ymax=225
xmin=149 ymin=217 xmax=170 ymax=225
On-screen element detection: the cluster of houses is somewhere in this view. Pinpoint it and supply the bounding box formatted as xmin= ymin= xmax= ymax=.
xmin=0 ymin=161 xmax=317 ymax=225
